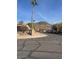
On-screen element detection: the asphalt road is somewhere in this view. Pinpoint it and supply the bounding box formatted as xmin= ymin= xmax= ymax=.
xmin=17 ymin=33 xmax=62 ymax=59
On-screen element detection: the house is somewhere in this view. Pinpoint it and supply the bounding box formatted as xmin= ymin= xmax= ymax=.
xmin=34 ymin=21 xmax=52 ymax=32
xmin=17 ymin=24 xmax=31 ymax=34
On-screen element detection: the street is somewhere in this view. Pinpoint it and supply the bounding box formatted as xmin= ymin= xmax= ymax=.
xmin=17 ymin=33 xmax=62 ymax=59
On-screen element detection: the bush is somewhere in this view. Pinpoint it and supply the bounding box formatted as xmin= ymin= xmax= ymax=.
xmin=52 ymin=23 xmax=62 ymax=34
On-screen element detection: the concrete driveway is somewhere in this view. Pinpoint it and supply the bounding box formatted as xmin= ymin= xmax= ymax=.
xmin=17 ymin=33 xmax=62 ymax=59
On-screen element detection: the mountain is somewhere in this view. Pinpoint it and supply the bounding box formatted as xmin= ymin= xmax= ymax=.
xmin=36 ymin=21 xmax=51 ymax=25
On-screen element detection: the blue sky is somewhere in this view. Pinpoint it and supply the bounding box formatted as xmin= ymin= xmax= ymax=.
xmin=17 ymin=0 xmax=62 ymax=24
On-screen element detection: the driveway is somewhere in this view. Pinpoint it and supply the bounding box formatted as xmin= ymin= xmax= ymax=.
xmin=17 ymin=33 xmax=62 ymax=59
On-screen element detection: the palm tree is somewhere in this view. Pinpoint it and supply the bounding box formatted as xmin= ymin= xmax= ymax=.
xmin=32 ymin=0 xmax=38 ymax=7
xmin=31 ymin=0 xmax=38 ymax=35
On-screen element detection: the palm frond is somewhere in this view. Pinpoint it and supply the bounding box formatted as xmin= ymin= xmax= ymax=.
xmin=31 ymin=0 xmax=38 ymax=7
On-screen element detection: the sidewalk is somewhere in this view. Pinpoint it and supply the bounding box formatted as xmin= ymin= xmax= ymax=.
xmin=17 ymin=32 xmax=48 ymax=39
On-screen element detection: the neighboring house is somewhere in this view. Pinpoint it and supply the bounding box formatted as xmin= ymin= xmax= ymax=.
xmin=17 ymin=24 xmax=31 ymax=34
xmin=34 ymin=21 xmax=52 ymax=32
xmin=17 ymin=21 xmax=52 ymax=33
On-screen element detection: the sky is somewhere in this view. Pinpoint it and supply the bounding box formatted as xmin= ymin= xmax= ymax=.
xmin=17 ymin=0 xmax=62 ymax=24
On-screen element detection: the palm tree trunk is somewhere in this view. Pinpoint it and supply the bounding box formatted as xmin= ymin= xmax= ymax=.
xmin=31 ymin=6 xmax=35 ymax=35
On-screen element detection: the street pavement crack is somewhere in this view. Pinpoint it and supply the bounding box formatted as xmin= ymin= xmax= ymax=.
xmin=18 ymin=39 xmax=28 ymax=51
xmin=27 ymin=40 xmax=41 ymax=57
xmin=21 ymin=40 xmax=41 ymax=59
